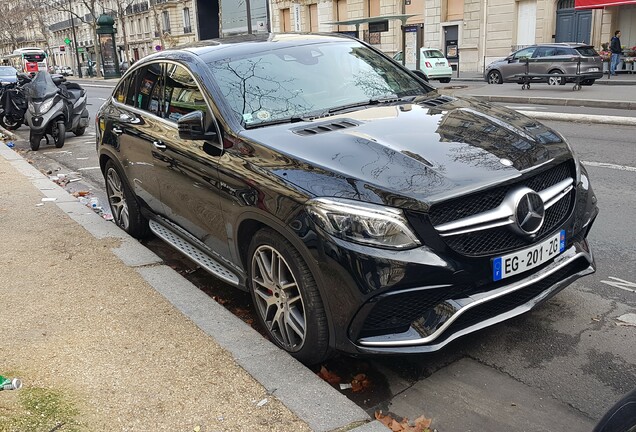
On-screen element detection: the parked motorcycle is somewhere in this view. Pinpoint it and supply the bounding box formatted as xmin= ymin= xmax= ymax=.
xmin=24 ymin=72 xmax=89 ymax=151
xmin=0 ymin=73 xmax=31 ymax=130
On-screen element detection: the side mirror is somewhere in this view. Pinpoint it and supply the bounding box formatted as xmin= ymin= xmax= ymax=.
xmin=177 ymin=110 xmax=217 ymax=141
xmin=410 ymin=69 xmax=429 ymax=82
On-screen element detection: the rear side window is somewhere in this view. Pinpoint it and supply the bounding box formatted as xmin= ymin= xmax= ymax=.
xmin=556 ymin=48 xmax=574 ymax=56
xmin=575 ymin=47 xmax=599 ymax=57
xmin=535 ymin=47 xmax=557 ymax=58
xmin=113 ymin=72 xmax=136 ymax=106
xmin=423 ymin=50 xmax=444 ymax=58
xmin=163 ymin=64 xmax=207 ymax=122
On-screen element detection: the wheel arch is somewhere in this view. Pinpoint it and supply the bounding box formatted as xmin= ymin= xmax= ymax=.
xmin=235 ymin=211 xmax=336 ymax=346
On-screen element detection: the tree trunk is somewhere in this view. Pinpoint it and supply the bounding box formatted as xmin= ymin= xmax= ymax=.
xmin=92 ymin=21 xmax=102 ymax=78
xmin=118 ymin=3 xmax=129 ymax=64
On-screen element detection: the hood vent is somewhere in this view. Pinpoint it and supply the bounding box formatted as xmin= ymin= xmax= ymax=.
xmin=292 ymin=119 xmax=361 ymax=136
xmin=419 ymin=96 xmax=456 ymax=107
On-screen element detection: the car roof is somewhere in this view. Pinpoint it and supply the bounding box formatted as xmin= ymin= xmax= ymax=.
xmin=524 ymin=43 xmax=593 ymax=49
xmin=143 ymin=33 xmax=358 ymax=64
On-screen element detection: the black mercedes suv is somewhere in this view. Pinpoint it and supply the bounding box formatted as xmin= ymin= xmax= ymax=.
xmin=96 ymin=33 xmax=598 ymax=364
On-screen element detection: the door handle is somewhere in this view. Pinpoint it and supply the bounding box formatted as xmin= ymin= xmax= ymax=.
xmin=112 ymin=127 xmax=123 ymax=135
xmin=153 ymin=140 xmax=166 ymax=150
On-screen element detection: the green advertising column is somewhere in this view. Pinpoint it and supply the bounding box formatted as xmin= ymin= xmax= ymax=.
xmin=96 ymin=14 xmax=121 ymax=79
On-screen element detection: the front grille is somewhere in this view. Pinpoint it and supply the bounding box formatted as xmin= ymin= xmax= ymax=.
xmin=359 ymin=258 xmax=588 ymax=339
xmin=443 ymin=190 xmax=573 ymax=256
xmin=428 ymin=161 xmax=575 ymax=256
xmin=429 ymin=161 xmax=573 ymax=226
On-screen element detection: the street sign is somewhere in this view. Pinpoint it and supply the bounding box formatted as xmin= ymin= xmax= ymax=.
xmin=60 ymin=45 xmax=66 ymax=52
xmin=64 ymin=37 xmax=71 ymax=45
xmin=77 ymin=47 xmax=85 ymax=53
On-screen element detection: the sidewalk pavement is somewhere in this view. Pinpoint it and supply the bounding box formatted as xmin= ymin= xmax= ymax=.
xmin=0 ymin=142 xmax=384 ymax=431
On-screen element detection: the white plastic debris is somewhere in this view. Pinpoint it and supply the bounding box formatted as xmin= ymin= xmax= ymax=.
xmin=339 ymin=383 xmax=353 ymax=390
xmin=41 ymin=197 xmax=57 ymax=202
xmin=256 ymin=398 xmax=268 ymax=407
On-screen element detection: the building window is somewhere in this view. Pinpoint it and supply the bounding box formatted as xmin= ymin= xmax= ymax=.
xmin=445 ymin=0 xmax=463 ymax=21
xmin=309 ymin=4 xmax=318 ymax=32
xmin=183 ymin=7 xmax=192 ymax=33
xmin=336 ymin=0 xmax=347 ymax=31
xmin=145 ymin=16 xmax=150 ymax=33
xmin=162 ymin=10 xmax=171 ymax=33
xmin=281 ymin=8 xmax=291 ymax=32
xmin=516 ymin=0 xmax=537 ymax=47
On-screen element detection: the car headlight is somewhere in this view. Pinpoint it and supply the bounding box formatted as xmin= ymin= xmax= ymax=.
xmin=39 ymin=98 xmax=55 ymax=114
xmin=306 ymin=197 xmax=421 ymax=250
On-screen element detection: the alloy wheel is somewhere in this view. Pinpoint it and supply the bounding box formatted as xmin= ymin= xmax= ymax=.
xmin=488 ymin=71 xmax=502 ymax=84
xmin=251 ymin=245 xmax=306 ymax=351
xmin=106 ymin=167 xmax=130 ymax=230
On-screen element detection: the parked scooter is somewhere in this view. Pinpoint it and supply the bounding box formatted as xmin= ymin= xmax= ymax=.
xmin=24 ymin=72 xmax=89 ymax=151
xmin=0 ymin=73 xmax=31 ymax=130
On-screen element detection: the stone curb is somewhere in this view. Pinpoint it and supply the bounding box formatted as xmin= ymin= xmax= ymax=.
xmin=470 ymin=95 xmax=636 ymax=110
xmin=452 ymin=76 xmax=636 ymax=86
xmin=518 ymin=110 xmax=636 ymax=126
xmin=0 ymin=142 xmax=373 ymax=432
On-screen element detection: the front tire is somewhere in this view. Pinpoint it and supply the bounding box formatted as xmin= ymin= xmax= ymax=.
xmin=439 ymin=77 xmax=451 ymax=83
xmin=29 ymin=132 xmax=42 ymax=151
xmin=104 ymin=159 xmax=150 ymax=238
xmin=248 ymin=229 xmax=329 ymax=364
xmin=54 ymin=120 xmax=66 ymax=148
xmin=487 ymin=70 xmax=503 ymax=84
xmin=0 ymin=116 xmax=22 ymax=130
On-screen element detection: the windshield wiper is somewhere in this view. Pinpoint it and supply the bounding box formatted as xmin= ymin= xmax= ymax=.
xmin=244 ymin=116 xmax=308 ymax=129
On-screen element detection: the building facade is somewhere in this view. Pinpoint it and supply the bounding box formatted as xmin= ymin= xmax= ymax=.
xmin=269 ymin=0 xmax=635 ymax=73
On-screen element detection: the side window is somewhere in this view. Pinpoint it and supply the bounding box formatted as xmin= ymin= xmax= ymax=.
xmin=535 ymin=47 xmax=556 ymax=58
xmin=135 ymin=63 xmax=164 ymax=116
xmin=125 ymin=70 xmax=138 ymax=106
xmin=556 ymin=48 xmax=572 ymax=56
xmin=163 ymin=63 xmax=207 ymax=122
xmin=113 ymin=75 xmax=135 ymax=105
xmin=514 ymin=47 xmax=536 ymax=60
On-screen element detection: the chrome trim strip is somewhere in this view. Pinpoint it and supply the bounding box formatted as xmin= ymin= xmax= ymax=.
xmin=436 ymin=177 xmax=574 ymax=237
xmin=358 ymin=250 xmax=588 ymax=347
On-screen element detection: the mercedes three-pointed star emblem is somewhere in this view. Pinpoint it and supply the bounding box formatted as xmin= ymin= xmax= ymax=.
xmin=515 ymin=191 xmax=545 ymax=235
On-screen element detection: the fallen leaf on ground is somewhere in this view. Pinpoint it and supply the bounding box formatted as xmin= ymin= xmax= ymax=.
xmin=375 ymin=411 xmax=433 ymax=432
xmin=317 ymin=365 xmax=341 ymax=385
xmin=351 ymin=373 xmax=371 ymax=392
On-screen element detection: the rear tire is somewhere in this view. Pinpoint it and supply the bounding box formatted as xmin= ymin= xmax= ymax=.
xmin=29 ymin=133 xmax=42 ymax=151
xmin=581 ymin=79 xmax=595 ymax=86
xmin=54 ymin=121 xmax=66 ymax=148
xmin=73 ymin=126 xmax=86 ymax=136
xmin=548 ymin=71 xmax=565 ymax=86
xmin=439 ymin=77 xmax=451 ymax=83
xmin=104 ymin=159 xmax=150 ymax=238
xmin=247 ymin=228 xmax=330 ymax=365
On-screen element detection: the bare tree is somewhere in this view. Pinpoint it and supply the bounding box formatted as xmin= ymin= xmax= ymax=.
xmin=46 ymin=0 xmax=105 ymax=77
xmin=0 ymin=2 xmax=29 ymax=53
xmin=112 ymin=0 xmax=136 ymax=64
xmin=25 ymin=0 xmax=56 ymax=65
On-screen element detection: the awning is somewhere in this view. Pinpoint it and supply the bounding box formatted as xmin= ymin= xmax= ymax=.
xmin=575 ymin=0 xmax=636 ymax=9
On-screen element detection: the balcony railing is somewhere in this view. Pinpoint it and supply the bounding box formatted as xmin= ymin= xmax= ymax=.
xmin=125 ymin=1 xmax=149 ymax=15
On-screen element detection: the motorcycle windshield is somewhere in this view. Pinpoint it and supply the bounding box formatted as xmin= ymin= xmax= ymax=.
xmin=25 ymin=72 xmax=59 ymax=100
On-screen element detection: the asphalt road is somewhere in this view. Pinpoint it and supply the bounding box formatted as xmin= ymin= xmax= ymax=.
xmin=7 ymin=84 xmax=636 ymax=430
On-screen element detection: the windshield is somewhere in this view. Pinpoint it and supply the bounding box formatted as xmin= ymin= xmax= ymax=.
xmin=24 ymin=53 xmax=46 ymax=62
xmin=0 ymin=66 xmax=17 ymax=76
xmin=423 ymin=50 xmax=444 ymax=59
xmin=25 ymin=72 xmax=59 ymax=100
xmin=207 ymin=41 xmax=430 ymax=127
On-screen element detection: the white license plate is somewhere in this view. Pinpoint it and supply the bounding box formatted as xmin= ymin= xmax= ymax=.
xmin=492 ymin=230 xmax=565 ymax=281
xmin=589 ymin=67 xmax=599 ymax=72
xmin=435 ymin=62 xmax=445 ymax=67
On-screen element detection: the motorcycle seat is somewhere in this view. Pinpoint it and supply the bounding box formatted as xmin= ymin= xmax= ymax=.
xmin=67 ymin=88 xmax=84 ymax=102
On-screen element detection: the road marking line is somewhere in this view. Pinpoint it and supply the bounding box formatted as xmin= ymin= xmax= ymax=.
xmin=77 ymin=166 xmax=100 ymax=171
xmin=76 ymin=157 xmax=89 ymax=160
xmin=581 ymin=161 xmax=636 ymax=173
xmin=97 ymin=97 xmax=107 ymax=101
xmin=600 ymin=277 xmax=636 ymax=293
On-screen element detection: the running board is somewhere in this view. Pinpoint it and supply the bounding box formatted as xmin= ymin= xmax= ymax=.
xmin=148 ymin=219 xmax=240 ymax=286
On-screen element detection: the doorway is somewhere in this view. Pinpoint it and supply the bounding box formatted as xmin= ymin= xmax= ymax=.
xmin=555 ymin=0 xmax=592 ymax=44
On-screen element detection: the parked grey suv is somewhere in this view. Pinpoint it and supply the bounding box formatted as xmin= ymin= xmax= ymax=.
xmin=485 ymin=43 xmax=603 ymax=86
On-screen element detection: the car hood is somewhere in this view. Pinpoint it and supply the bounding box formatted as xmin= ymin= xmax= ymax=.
xmin=238 ymin=95 xmax=572 ymax=212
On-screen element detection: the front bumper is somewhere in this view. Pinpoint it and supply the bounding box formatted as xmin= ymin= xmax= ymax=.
xmin=307 ymin=169 xmax=598 ymax=356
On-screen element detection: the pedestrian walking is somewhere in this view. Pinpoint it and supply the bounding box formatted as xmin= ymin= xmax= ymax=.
xmin=610 ymin=30 xmax=622 ymax=76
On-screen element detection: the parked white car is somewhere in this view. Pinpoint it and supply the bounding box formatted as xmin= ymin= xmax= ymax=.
xmin=393 ymin=48 xmax=453 ymax=83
